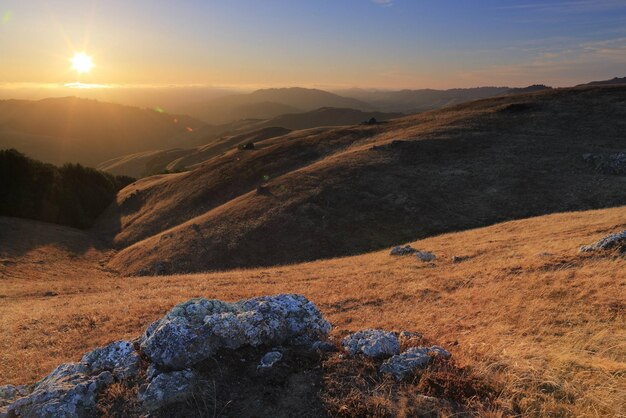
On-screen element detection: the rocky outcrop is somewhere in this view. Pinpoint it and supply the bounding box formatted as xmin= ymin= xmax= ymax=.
xmin=2 ymin=294 xmax=453 ymax=417
xmin=580 ymin=230 xmax=626 ymax=253
xmin=141 ymin=294 xmax=331 ymax=369
xmin=1 ymin=294 xmax=332 ymax=417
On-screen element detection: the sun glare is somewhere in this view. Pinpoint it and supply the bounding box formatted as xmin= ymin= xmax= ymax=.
xmin=70 ymin=53 xmax=94 ymax=74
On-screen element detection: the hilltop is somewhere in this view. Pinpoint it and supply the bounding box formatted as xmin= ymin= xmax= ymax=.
xmin=1 ymin=206 xmax=624 ymax=416
xmin=95 ymin=85 xmax=626 ymax=275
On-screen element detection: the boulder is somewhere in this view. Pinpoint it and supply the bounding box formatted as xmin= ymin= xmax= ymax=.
xmin=580 ymin=230 xmax=626 ymax=253
xmin=139 ymin=369 xmax=198 ymax=412
xmin=380 ymin=346 xmax=451 ymax=380
xmin=141 ymin=294 xmax=331 ymax=369
xmin=6 ymin=363 xmax=113 ymax=418
xmin=81 ymin=340 xmax=141 ymax=380
xmin=342 ymin=329 xmax=400 ymax=358
xmin=390 ymin=245 xmax=417 ymax=256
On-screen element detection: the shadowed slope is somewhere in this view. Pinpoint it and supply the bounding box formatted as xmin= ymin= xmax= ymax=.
xmin=99 ymin=86 xmax=626 ymax=275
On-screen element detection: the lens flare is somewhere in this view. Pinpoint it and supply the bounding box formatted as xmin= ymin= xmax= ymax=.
xmin=71 ymin=53 xmax=94 ymax=74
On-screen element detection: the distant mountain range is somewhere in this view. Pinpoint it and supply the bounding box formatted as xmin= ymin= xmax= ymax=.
xmin=0 ymin=97 xmax=207 ymax=167
xmin=578 ymin=77 xmax=626 ymax=87
xmin=182 ymin=87 xmax=372 ymax=124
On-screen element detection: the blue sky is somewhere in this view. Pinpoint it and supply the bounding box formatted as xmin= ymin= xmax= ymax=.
xmin=1 ymin=0 xmax=625 ymax=88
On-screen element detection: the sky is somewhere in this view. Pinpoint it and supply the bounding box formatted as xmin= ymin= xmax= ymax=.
xmin=1 ymin=0 xmax=626 ymax=90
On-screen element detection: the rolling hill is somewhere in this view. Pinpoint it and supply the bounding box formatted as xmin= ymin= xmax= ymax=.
xmin=334 ymin=86 xmax=520 ymax=113
xmin=0 ymin=97 xmax=207 ymax=167
xmin=93 ymin=85 xmax=626 ymax=275
xmin=182 ymin=87 xmax=372 ymax=124
xmin=97 ymin=108 xmax=401 ymax=177
xmin=97 ymin=127 xmax=293 ymax=178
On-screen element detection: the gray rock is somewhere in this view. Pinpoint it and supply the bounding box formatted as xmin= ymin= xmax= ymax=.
xmin=0 ymin=385 xmax=31 ymax=406
xmin=380 ymin=346 xmax=452 ymax=380
xmin=390 ymin=245 xmax=417 ymax=256
xmin=139 ymin=369 xmax=197 ymax=412
xmin=451 ymin=255 xmax=470 ymax=263
xmin=81 ymin=340 xmax=141 ymax=380
xmin=6 ymin=363 xmax=113 ymax=418
xmin=580 ymin=230 xmax=626 ymax=253
xmin=342 ymin=330 xmax=400 ymax=358
xmin=415 ymin=251 xmax=436 ymax=262
xmin=141 ymin=294 xmax=331 ymax=369
xmin=258 ymin=351 xmax=283 ymax=369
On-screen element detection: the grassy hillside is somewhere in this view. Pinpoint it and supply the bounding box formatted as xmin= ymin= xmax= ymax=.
xmin=0 ymin=149 xmax=134 ymax=228
xmin=97 ymin=107 xmax=400 ymax=177
xmin=97 ymin=127 xmax=293 ymax=178
xmin=2 ymin=206 xmax=624 ymax=416
xmin=96 ymin=85 xmax=626 ymax=275
xmin=261 ymin=107 xmax=401 ymax=130
xmin=0 ymin=97 xmax=207 ymax=167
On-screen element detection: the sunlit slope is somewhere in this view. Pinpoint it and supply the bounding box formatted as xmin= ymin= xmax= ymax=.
xmin=99 ymin=85 xmax=626 ymax=275
xmin=96 ymin=127 xmax=292 ymax=178
xmin=2 ymin=206 xmax=625 ymax=416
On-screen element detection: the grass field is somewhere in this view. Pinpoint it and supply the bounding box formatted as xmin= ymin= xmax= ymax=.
xmin=1 ymin=206 xmax=625 ymax=416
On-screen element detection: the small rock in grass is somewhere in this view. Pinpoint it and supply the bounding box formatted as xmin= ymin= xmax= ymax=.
xmin=258 ymin=351 xmax=283 ymax=369
xmin=342 ymin=329 xmax=400 ymax=358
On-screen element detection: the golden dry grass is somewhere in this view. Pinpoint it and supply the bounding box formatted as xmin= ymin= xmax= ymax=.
xmin=1 ymin=206 xmax=625 ymax=416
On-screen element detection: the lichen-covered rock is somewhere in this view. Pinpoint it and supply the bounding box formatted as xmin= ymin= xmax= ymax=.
xmin=258 ymin=351 xmax=283 ymax=369
xmin=6 ymin=363 xmax=113 ymax=418
xmin=415 ymin=251 xmax=436 ymax=262
xmin=0 ymin=385 xmax=31 ymax=407
xmin=390 ymin=245 xmax=417 ymax=256
xmin=141 ymin=294 xmax=331 ymax=369
xmin=580 ymin=230 xmax=626 ymax=253
xmin=342 ymin=330 xmax=400 ymax=358
xmin=139 ymin=369 xmax=198 ymax=412
xmin=380 ymin=346 xmax=451 ymax=380
xmin=1 ymin=384 xmax=32 ymax=417
xmin=81 ymin=340 xmax=141 ymax=380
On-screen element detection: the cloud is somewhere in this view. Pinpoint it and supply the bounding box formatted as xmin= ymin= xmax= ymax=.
xmin=372 ymin=0 xmax=394 ymax=7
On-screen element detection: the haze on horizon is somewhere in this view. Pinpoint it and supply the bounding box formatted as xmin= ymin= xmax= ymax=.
xmin=1 ymin=0 xmax=626 ymax=94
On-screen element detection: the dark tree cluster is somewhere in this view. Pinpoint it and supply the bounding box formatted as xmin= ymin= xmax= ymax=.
xmin=0 ymin=149 xmax=135 ymax=228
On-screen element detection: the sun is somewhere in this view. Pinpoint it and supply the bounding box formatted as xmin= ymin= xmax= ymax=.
xmin=71 ymin=53 xmax=94 ymax=74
